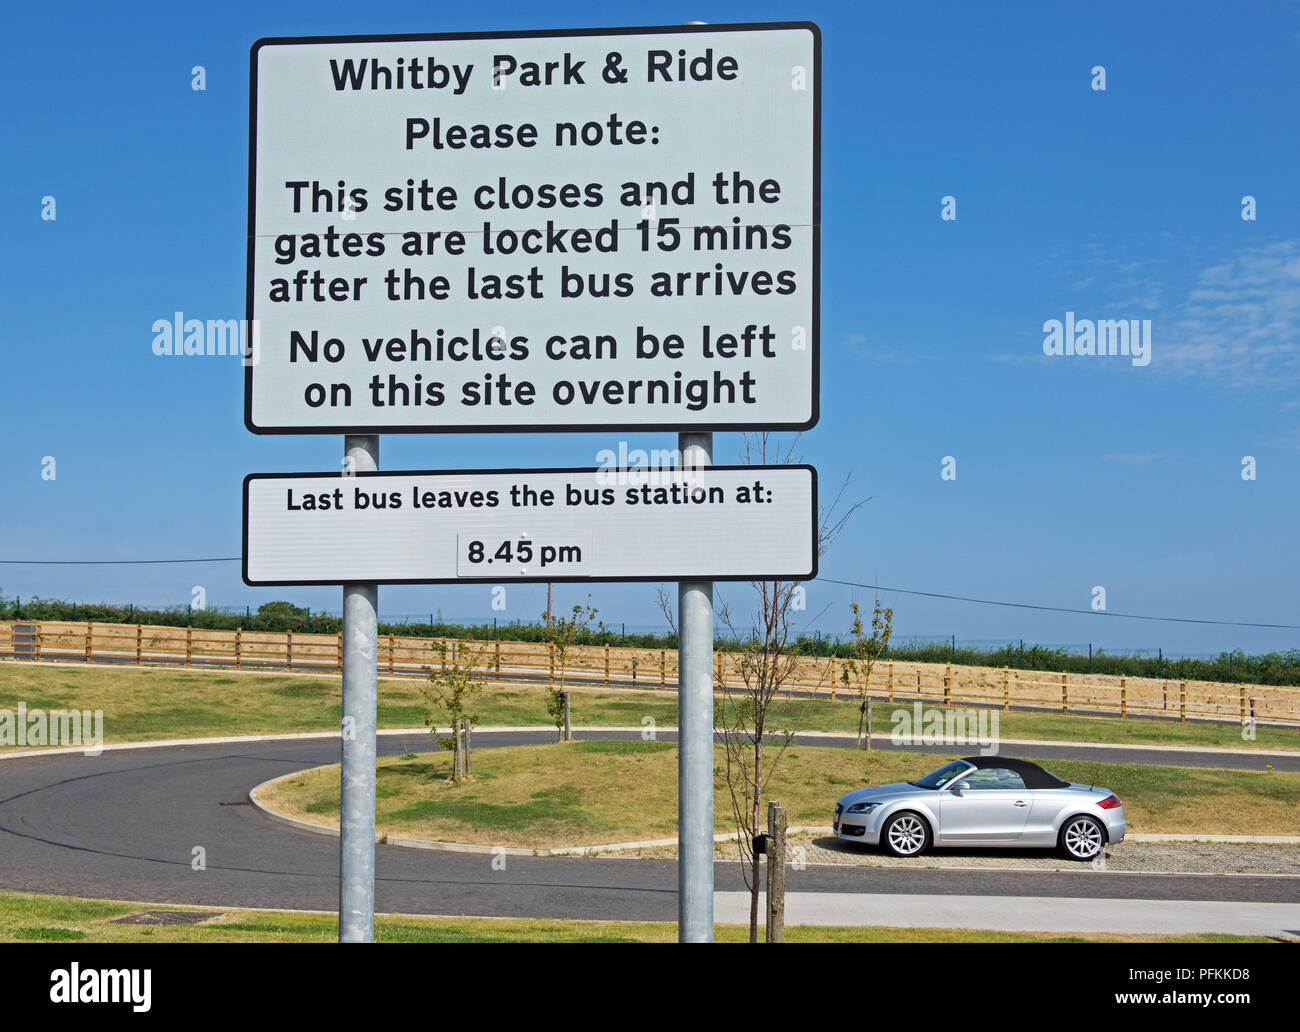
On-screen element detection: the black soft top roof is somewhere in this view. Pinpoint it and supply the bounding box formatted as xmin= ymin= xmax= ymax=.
xmin=960 ymin=756 xmax=1070 ymax=790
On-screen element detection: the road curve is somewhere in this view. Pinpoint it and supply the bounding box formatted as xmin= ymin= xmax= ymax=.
xmin=0 ymin=732 xmax=1295 ymax=922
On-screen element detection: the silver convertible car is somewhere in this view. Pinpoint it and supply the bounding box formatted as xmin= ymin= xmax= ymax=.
xmin=834 ymin=756 xmax=1126 ymax=860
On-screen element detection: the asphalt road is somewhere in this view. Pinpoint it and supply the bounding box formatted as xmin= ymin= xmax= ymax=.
xmin=0 ymin=731 xmax=1295 ymax=921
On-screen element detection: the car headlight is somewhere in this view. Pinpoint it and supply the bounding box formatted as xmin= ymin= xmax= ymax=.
xmin=846 ymin=802 xmax=881 ymax=814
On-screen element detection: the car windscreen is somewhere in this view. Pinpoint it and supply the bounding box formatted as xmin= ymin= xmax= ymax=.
xmin=910 ymin=760 xmax=972 ymax=789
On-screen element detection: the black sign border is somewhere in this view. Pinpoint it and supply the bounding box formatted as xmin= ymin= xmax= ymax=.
xmin=245 ymin=22 xmax=821 ymax=435
xmin=242 ymin=463 xmax=818 ymax=585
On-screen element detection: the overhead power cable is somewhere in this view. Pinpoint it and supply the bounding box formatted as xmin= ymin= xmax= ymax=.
xmin=1 ymin=558 xmax=1295 ymax=630
xmin=816 ymin=577 xmax=1300 ymax=631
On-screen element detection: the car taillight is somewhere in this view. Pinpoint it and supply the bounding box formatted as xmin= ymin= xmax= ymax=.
xmin=1097 ymin=794 xmax=1121 ymax=809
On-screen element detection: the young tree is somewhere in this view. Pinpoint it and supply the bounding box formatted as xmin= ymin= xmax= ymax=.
xmin=420 ymin=636 xmax=492 ymax=782
xmin=661 ymin=432 xmax=865 ymax=942
xmin=542 ymin=597 xmax=598 ymax=743
xmin=842 ymin=598 xmax=894 ymax=749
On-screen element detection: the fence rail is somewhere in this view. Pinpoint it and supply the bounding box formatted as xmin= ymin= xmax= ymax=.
xmin=1 ymin=620 xmax=1297 ymax=728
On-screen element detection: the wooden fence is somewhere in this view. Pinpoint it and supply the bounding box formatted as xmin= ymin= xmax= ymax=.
xmin=1 ymin=620 xmax=1297 ymax=728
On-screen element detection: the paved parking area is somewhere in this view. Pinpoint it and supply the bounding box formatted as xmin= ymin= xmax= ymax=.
xmin=791 ymin=834 xmax=1300 ymax=875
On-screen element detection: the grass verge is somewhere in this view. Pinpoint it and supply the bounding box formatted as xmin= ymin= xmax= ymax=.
xmin=1 ymin=661 xmax=1295 ymax=752
xmin=0 ymin=890 xmax=1267 ymax=943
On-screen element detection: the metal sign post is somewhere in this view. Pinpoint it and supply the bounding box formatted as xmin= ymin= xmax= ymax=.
xmin=677 ymin=431 xmax=713 ymax=942
xmin=339 ymin=434 xmax=378 ymax=942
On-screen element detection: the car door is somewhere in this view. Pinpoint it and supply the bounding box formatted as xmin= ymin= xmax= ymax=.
xmin=938 ymin=767 xmax=1033 ymax=841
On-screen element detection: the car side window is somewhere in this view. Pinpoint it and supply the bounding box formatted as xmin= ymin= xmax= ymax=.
xmin=961 ymin=768 xmax=1027 ymax=791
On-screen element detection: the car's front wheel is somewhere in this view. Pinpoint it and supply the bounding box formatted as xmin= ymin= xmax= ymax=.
xmin=881 ymin=811 xmax=932 ymax=857
xmin=1059 ymin=815 xmax=1106 ymax=860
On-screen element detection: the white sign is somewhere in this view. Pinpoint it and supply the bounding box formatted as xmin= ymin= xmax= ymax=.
xmin=243 ymin=466 xmax=817 ymax=585
xmin=246 ymin=23 xmax=820 ymax=433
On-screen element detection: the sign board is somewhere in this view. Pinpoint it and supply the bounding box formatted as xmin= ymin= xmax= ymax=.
xmin=246 ymin=23 xmax=819 ymax=433
xmin=243 ymin=465 xmax=817 ymax=585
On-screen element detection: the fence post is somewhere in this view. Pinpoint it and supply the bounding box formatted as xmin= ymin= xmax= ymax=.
xmin=549 ymin=643 xmax=555 ymax=684
xmin=943 ymin=662 xmax=951 ymax=706
xmin=830 ymin=657 xmax=837 ymax=701
xmin=1003 ymin=666 xmax=1009 ymax=710
xmin=388 ymin=634 xmax=395 ymax=676
xmin=1120 ymin=677 xmax=1127 ymax=719
xmin=1240 ymin=684 xmax=1246 ymax=726
xmin=495 ymin=638 xmax=501 ymax=675
xmin=1061 ymin=671 xmax=1067 ymax=713
xmin=285 ymin=630 xmax=291 ymax=672
xmin=660 ymin=649 xmax=666 ymax=690
xmin=34 ymin=622 xmax=41 ymax=661
xmin=764 ymin=800 xmax=787 ymax=944
xmin=84 ymin=622 xmax=92 ymax=664
xmin=888 ymin=661 xmax=894 ymax=703
xmin=336 ymin=631 xmax=342 ymax=672
xmin=604 ymin=643 xmax=610 ymax=687
xmin=235 ymin=627 xmax=242 ymax=669
xmin=186 ymin=626 xmax=193 ymax=668
xmin=1179 ymin=680 xmax=1186 ymax=723
xmin=136 ymin=623 xmax=143 ymax=665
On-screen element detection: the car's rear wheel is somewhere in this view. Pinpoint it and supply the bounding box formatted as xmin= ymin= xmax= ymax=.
xmin=881 ymin=811 xmax=931 ymax=857
xmin=1059 ymin=815 xmax=1105 ymax=860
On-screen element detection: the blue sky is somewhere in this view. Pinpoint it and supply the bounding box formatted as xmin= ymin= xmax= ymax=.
xmin=3 ymin=1 xmax=1299 ymax=655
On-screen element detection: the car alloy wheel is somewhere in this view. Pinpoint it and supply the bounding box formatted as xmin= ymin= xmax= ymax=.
xmin=882 ymin=812 xmax=930 ymax=857
xmin=1061 ymin=816 xmax=1105 ymax=860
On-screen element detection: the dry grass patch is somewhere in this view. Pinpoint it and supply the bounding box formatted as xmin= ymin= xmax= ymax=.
xmin=1 ymin=659 xmax=1295 ymax=751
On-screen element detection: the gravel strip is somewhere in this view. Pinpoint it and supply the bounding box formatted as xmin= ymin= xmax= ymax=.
xmin=613 ymin=835 xmax=1300 ymax=876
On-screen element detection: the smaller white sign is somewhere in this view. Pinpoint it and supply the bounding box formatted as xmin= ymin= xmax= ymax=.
xmin=243 ymin=465 xmax=816 ymax=585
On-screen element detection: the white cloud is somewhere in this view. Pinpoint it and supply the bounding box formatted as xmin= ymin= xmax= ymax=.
xmin=1162 ymin=241 xmax=1300 ymax=385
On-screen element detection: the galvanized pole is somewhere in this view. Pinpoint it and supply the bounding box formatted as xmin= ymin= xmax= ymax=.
xmin=678 ymin=430 xmax=714 ymax=942
xmin=340 ymin=434 xmax=378 ymax=943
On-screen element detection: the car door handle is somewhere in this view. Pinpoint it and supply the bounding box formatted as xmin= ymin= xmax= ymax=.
xmin=1014 ymin=800 xmax=1028 ymax=807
